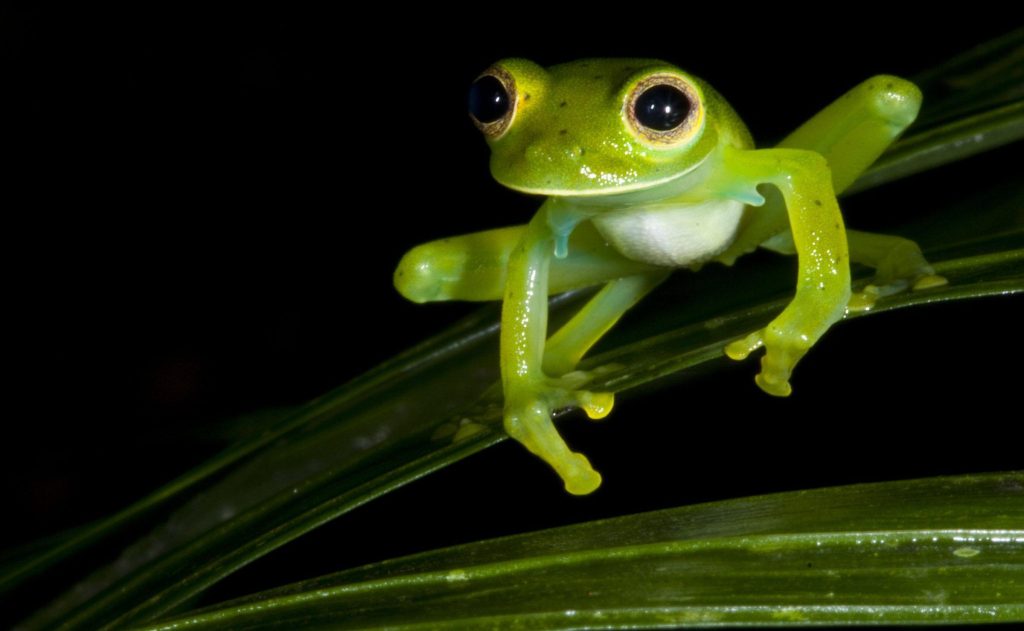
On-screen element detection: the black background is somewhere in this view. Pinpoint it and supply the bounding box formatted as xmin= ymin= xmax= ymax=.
xmin=3 ymin=8 xmax=1021 ymax=626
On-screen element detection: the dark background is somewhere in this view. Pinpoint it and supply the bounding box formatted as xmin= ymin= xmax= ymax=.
xmin=3 ymin=8 xmax=1020 ymax=625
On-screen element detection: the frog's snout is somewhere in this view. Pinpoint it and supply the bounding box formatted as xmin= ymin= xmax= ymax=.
xmin=524 ymin=135 xmax=585 ymax=164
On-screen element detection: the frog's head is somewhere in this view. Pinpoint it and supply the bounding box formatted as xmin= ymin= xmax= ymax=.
xmin=468 ymin=58 xmax=719 ymax=197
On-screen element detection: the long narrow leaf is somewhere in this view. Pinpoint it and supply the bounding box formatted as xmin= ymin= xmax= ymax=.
xmin=0 ymin=290 xmax=513 ymax=595
xmin=139 ymin=472 xmax=1024 ymax=629
xmin=26 ymin=235 xmax=1021 ymax=631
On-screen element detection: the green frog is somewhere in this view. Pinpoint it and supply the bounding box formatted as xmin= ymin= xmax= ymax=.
xmin=395 ymin=58 xmax=945 ymax=495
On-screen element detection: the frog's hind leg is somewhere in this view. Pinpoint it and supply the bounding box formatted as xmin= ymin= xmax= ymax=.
xmin=844 ymin=230 xmax=946 ymax=310
xmin=780 ymin=75 xmax=925 ymax=194
xmin=719 ymin=74 xmax=945 ymax=306
xmin=543 ymin=271 xmax=670 ymax=377
xmin=395 ymin=221 xmax=659 ymax=303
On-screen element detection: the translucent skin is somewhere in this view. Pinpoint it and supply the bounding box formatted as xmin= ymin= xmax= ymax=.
xmin=395 ymin=59 xmax=944 ymax=494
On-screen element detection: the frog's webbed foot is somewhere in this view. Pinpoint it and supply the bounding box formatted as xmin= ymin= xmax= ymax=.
xmin=725 ymin=313 xmax=817 ymax=398
xmin=846 ymin=230 xmax=947 ymax=312
xmin=504 ymin=375 xmax=614 ymax=495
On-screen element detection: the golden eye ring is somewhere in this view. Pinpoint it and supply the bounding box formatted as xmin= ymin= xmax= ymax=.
xmin=625 ymin=73 xmax=703 ymax=146
xmin=469 ymin=65 xmax=517 ymax=139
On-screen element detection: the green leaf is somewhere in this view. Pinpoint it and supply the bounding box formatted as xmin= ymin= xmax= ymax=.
xmin=139 ymin=472 xmax=1024 ymax=629
xmin=911 ymin=27 xmax=1024 ymax=129
xmin=21 ymin=225 xmax=1022 ymax=631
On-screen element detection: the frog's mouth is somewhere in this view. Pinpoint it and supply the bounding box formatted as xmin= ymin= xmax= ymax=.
xmin=493 ymin=154 xmax=709 ymax=200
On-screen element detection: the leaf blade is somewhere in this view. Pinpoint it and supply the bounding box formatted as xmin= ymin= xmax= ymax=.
xmin=139 ymin=472 xmax=1024 ymax=630
xmin=44 ymin=243 xmax=1021 ymax=631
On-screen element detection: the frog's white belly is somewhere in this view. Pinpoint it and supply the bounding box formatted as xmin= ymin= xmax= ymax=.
xmin=592 ymin=199 xmax=745 ymax=267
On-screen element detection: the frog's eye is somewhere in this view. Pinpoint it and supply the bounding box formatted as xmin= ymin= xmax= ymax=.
xmin=625 ymin=74 xmax=702 ymax=146
xmin=469 ymin=66 xmax=517 ymax=139
xmin=635 ymin=85 xmax=689 ymax=130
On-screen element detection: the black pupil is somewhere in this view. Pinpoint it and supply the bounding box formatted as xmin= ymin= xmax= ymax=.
xmin=635 ymin=84 xmax=690 ymax=131
xmin=468 ymin=75 xmax=509 ymax=124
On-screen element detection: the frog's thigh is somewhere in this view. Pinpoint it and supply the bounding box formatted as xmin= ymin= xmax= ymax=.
xmin=395 ymin=222 xmax=659 ymax=303
xmin=779 ymin=75 xmax=922 ymax=193
xmin=721 ymin=75 xmax=922 ymax=262
xmin=543 ymin=271 xmax=670 ymax=377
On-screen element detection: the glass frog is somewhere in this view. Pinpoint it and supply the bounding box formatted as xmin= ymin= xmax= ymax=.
xmin=394 ymin=58 xmax=946 ymax=495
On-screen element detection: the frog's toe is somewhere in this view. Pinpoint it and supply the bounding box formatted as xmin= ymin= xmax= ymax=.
xmin=545 ymin=373 xmax=616 ymax=421
xmin=731 ymin=324 xmax=809 ymax=397
xmin=504 ymin=386 xmax=605 ymax=494
xmin=756 ymin=343 xmax=798 ymax=397
xmin=849 ymin=282 xmax=894 ymax=312
xmin=913 ymin=274 xmax=948 ymax=291
xmin=564 ymin=455 xmax=602 ymax=495
xmin=725 ymin=330 xmax=765 ymax=361
xmin=848 ymin=285 xmax=881 ymax=312
xmin=577 ymin=390 xmax=614 ymax=420
xmin=755 ymin=370 xmax=793 ymax=397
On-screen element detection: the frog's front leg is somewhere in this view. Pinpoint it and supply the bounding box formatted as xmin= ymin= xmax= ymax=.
xmin=501 ymin=203 xmax=614 ymax=495
xmin=720 ymin=147 xmax=851 ymax=397
xmin=395 ymin=221 xmax=659 ymax=303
